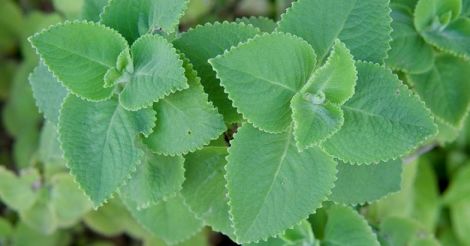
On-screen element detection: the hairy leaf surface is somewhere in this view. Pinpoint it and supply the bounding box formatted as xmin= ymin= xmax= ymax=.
xmin=100 ymin=0 xmax=188 ymax=43
xmin=173 ymin=22 xmax=260 ymax=123
xmin=277 ymin=0 xmax=392 ymax=63
xmin=235 ymin=17 xmax=276 ymax=32
xmin=330 ymin=160 xmax=402 ymax=205
xmin=322 ymin=62 xmax=437 ymax=164
xmin=29 ymin=62 xmax=68 ymax=124
xmin=29 ymin=21 xmax=128 ymax=101
xmin=210 ymin=33 xmax=316 ymax=133
xmin=59 ymin=95 xmax=155 ymax=206
xmin=408 ymin=54 xmax=470 ymax=127
xmin=0 ymin=167 xmax=40 ymax=211
xmin=226 ymin=124 xmax=336 ymax=243
xmin=181 ymin=147 xmax=234 ymax=238
xmin=120 ymin=35 xmax=188 ymax=111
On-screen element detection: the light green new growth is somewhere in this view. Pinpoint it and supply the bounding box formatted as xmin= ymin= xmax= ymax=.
xmin=181 ymin=147 xmax=234 ymax=238
xmin=58 ymin=95 xmax=155 ymax=206
xmin=0 ymin=167 xmax=40 ymax=211
xmin=29 ymin=21 xmax=128 ymax=101
xmin=277 ymin=0 xmax=392 ymax=63
xmin=100 ymin=0 xmax=189 ymax=43
xmin=143 ymin=57 xmax=225 ymax=156
xmin=210 ymin=32 xmax=316 ymax=133
xmin=173 ymin=22 xmax=260 ymax=123
xmin=322 ymin=62 xmax=437 ymax=164
xmin=120 ymin=151 xmax=185 ymax=210
xmin=29 ymin=62 xmax=68 ymax=124
xmin=119 ymin=34 xmax=188 ymax=111
xmin=331 ymin=160 xmax=402 ymax=205
xmin=291 ymin=40 xmax=356 ymax=149
xmin=226 ymin=124 xmax=336 ymax=243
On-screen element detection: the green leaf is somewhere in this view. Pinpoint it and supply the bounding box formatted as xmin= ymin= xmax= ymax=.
xmin=53 ymin=0 xmax=83 ymax=19
xmin=143 ymin=58 xmax=225 ymax=156
xmin=119 ymin=34 xmax=188 ymax=110
xmin=277 ymin=0 xmax=392 ymax=63
xmin=235 ymin=16 xmax=276 ymax=32
xmin=0 ymin=167 xmax=40 ymax=211
xmin=281 ymin=219 xmax=316 ymax=245
xmin=120 ymin=151 xmax=185 ymax=209
xmin=122 ymin=194 xmax=203 ymax=245
xmin=0 ymin=217 xmax=12 ymax=239
xmin=59 ymin=95 xmax=156 ymax=206
xmin=100 ymin=0 xmax=189 ymax=43
xmin=379 ymin=217 xmax=439 ymax=246
xmin=330 ymin=160 xmax=402 ymax=205
xmin=29 ymin=62 xmax=68 ymax=124
xmin=226 ymin=124 xmax=336 ymax=243
xmin=181 ymin=147 xmax=234 ymax=238
xmin=20 ymin=188 xmax=58 ymax=234
xmin=385 ymin=5 xmax=434 ymax=73
xmin=408 ymin=54 xmax=470 ymax=127
xmin=38 ymin=122 xmax=65 ymax=168
xmin=210 ymin=33 xmax=316 ymax=133
xmin=444 ymin=164 xmax=470 ymax=204
xmin=322 ymin=62 xmax=437 ymax=164
xmin=81 ymin=0 xmax=108 ymax=21
xmin=173 ymin=22 xmax=260 ymax=123
xmin=50 ymin=174 xmax=93 ymax=227
xmin=449 ymin=200 xmax=470 ymax=245
xmin=12 ymin=222 xmax=69 ymax=246
xmin=414 ymin=0 xmax=469 ymax=58
xmin=291 ymin=40 xmax=356 ymax=148
xmin=29 ymin=21 xmax=128 ymax=101
xmin=0 ymin=0 xmax=22 ymax=54
xmin=322 ymin=205 xmax=379 ymax=246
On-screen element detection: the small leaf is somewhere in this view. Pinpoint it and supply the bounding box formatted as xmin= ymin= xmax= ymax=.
xmin=173 ymin=22 xmax=260 ymax=123
xmin=120 ymin=151 xmax=185 ymax=209
xmin=50 ymin=174 xmax=93 ymax=227
xmin=0 ymin=167 xmax=40 ymax=211
xmin=143 ymin=58 xmax=225 ymax=156
xmin=407 ymin=54 xmax=470 ymax=127
xmin=277 ymin=0 xmax=392 ymax=63
xmin=121 ymin=194 xmax=203 ymax=245
xmin=119 ymin=35 xmax=188 ymax=110
xmin=210 ymin=33 xmax=316 ymax=133
xmin=235 ymin=16 xmax=276 ymax=32
xmin=322 ymin=205 xmax=380 ymax=246
xmin=385 ymin=5 xmax=434 ymax=73
xmin=181 ymin=147 xmax=234 ymax=238
xmin=29 ymin=61 xmax=68 ymax=124
xmin=59 ymin=95 xmax=156 ymax=206
xmin=281 ymin=220 xmax=316 ymax=245
xmin=291 ymin=40 xmax=356 ymax=148
xmin=100 ymin=0 xmax=189 ymax=43
xmin=20 ymin=188 xmax=57 ymax=234
xmin=379 ymin=217 xmax=440 ymax=246
xmin=414 ymin=0 xmax=461 ymax=31
xmin=226 ymin=124 xmax=336 ymax=243
xmin=81 ymin=0 xmax=108 ymax=21
xmin=29 ymin=21 xmax=128 ymax=101
xmin=322 ymin=62 xmax=437 ymax=164
xmin=330 ymin=160 xmax=402 ymax=205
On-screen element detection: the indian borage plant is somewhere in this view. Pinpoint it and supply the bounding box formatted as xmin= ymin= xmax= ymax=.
xmin=24 ymin=0 xmax=470 ymax=244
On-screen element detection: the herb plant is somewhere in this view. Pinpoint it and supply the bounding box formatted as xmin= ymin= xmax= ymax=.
xmin=1 ymin=0 xmax=469 ymax=244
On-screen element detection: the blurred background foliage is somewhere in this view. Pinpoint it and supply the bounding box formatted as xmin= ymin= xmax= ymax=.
xmin=0 ymin=0 xmax=469 ymax=245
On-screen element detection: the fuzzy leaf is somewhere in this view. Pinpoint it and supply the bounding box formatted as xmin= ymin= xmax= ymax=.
xmin=120 ymin=151 xmax=185 ymax=209
xmin=20 ymin=188 xmax=57 ymax=234
xmin=173 ymin=22 xmax=260 ymax=123
xmin=322 ymin=62 xmax=437 ymax=164
xmin=29 ymin=21 xmax=128 ymax=101
xmin=379 ymin=217 xmax=440 ymax=246
xmin=385 ymin=5 xmax=434 ymax=73
xmin=100 ymin=0 xmax=188 ymax=43
xmin=210 ymin=33 xmax=316 ymax=133
xmin=291 ymin=40 xmax=356 ymax=148
xmin=0 ymin=167 xmax=40 ymax=211
xmin=330 ymin=160 xmax=402 ymax=205
xmin=235 ymin=17 xmax=276 ymax=32
xmin=408 ymin=54 xmax=470 ymax=127
xmin=181 ymin=147 xmax=234 ymax=238
xmin=322 ymin=205 xmax=379 ymax=246
xmin=122 ymin=194 xmax=203 ymax=245
xmin=414 ymin=0 xmax=462 ymax=31
xmin=50 ymin=174 xmax=93 ymax=227
xmin=81 ymin=0 xmax=108 ymax=21
xmin=29 ymin=62 xmax=68 ymax=124
xmin=226 ymin=124 xmax=336 ymax=243
xmin=119 ymin=35 xmax=188 ymax=110
xmin=143 ymin=58 xmax=225 ymax=156
xmin=277 ymin=0 xmax=392 ymax=63
xmin=59 ymin=95 xmax=155 ymax=206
